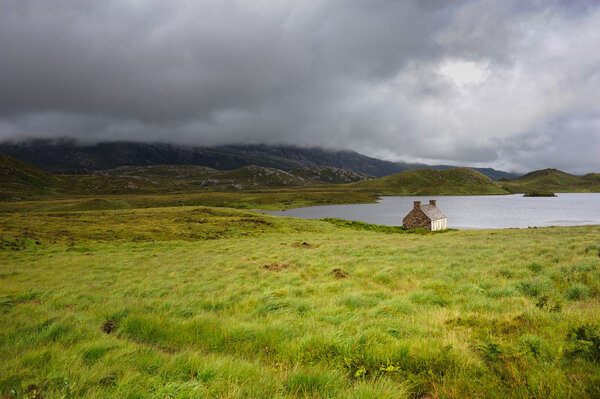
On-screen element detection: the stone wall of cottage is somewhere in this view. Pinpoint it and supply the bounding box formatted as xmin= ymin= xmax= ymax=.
xmin=403 ymin=209 xmax=432 ymax=230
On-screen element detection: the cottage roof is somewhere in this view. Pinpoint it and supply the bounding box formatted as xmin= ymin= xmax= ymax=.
xmin=420 ymin=204 xmax=446 ymax=221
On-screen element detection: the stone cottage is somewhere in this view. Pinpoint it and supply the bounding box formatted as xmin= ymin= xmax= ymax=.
xmin=402 ymin=200 xmax=447 ymax=231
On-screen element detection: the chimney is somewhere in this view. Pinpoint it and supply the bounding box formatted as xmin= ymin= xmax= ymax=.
xmin=414 ymin=201 xmax=421 ymax=209
xmin=429 ymin=199 xmax=436 ymax=206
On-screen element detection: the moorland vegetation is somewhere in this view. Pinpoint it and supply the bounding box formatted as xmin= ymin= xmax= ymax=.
xmin=1 ymin=205 xmax=599 ymax=398
xmin=1 ymin=153 xmax=600 ymax=397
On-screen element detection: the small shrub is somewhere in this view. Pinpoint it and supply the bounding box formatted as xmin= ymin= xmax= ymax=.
xmin=535 ymin=295 xmax=562 ymax=312
xmin=520 ymin=334 xmax=545 ymax=359
xmin=476 ymin=339 xmax=505 ymax=362
xmin=566 ymin=284 xmax=590 ymax=301
xmin=517 ymin=278 xmax=552 ymax=297
xmin=584 ymin=244 xmax=600 ymax=257
xmin=565 ymin=324 xmax=600 ymax=363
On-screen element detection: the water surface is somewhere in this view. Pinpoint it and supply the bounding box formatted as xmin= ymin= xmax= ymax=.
xmin=269 ymin=193 xmax=600 ymax=229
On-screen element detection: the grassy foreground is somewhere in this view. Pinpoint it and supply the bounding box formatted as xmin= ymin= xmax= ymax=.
xmin=1 ymin=206 xmax=600 ymax=398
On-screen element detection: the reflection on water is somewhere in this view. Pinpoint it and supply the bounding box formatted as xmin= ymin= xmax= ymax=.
xmin=268 ymin=193 xmax=600 ymax=229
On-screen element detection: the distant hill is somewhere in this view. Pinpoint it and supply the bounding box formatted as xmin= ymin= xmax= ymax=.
xmin=351 ymin=167 xmax=509 ymax=195
xmin=215 ymin=165 xmax=370 ymax=187
xmin=93 ymin=165 xmax=219 ymax=179
xmin=583 ymin=173 xmax=600 ymax=181
xmin=0 ymin=154 xmax=61 ymax=200
xmin=47 ymin=165 xmax=373 ymax=196
xmin=290 ymin=167 xmax=372 ymax=184
xmin=54 ymin=165 xmax=305 ymax=195
xmin=500 ymin=168 xmax=600 ymax=193
xmin=0 ymin=138 xmax=517 ymax=179
xmin=208 ymin=166 xmax=309 ymax=189
xmin=395 ymin=162 xmax=519 ymax=180
xmin=2 ymin=151 xmax=597 ymax=201
xmin=0 ymin=139 xmax=405 ymax=177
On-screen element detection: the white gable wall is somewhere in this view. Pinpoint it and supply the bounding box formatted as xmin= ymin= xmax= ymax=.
xmin=431 ymin=218 xmax=447 ymax=231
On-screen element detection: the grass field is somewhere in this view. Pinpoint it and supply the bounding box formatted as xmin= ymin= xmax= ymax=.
xmin=0 ymin=189 xmax=380 ymax=214
xmin=1 ymin=205 xmax=600 ymax=398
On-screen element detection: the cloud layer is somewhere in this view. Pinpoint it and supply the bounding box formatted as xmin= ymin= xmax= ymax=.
xmin=1 ymin=0 xmax=599 ymax=173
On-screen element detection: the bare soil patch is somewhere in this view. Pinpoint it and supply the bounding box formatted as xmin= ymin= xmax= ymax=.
xmin=332 ymin=268 xmax=348 ymax=279
xmin=17 ymin=298 xmax=41 ymax=305
xmin=101 ymin=319 xmax=118 ymax=334
xmin=263 ymin=262 xmax=294 ymax=272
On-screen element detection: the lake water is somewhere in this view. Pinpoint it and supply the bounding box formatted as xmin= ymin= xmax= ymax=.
xmin=268 ymin=193 xmax=600 ymax=229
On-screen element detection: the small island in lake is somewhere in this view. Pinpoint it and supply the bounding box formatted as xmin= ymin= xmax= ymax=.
xmin=523 ymin=191 xmax=557 ymax=197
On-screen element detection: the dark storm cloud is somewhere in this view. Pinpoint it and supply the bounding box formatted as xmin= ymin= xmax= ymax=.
xmin=0 ymin=0 xmax=599 ymax=173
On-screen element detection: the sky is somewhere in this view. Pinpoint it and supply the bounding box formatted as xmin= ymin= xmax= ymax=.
xmin=1 ymin=0 xmax=599 ymax=173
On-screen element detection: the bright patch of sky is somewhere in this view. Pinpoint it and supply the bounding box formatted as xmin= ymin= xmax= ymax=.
xmin=438 ymin=60 xmax=490 ymax=86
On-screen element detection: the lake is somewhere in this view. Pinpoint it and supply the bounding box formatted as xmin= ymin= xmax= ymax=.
xmin=268 ymin=193 xmax=600 ymax=229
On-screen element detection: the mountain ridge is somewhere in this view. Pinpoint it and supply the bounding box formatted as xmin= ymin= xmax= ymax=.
xmin=0 ymin=138 xmax=518 ymax=180
xmin=1 ymin=152 xmax=599 ymax=203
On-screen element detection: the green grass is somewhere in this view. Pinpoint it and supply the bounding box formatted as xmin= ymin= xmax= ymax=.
xmin=0 ymin=189 xmax=380 ymax=213
xmin=321 ymin=218 xmax=456 ymax=234
xmin=1 ymin=204 xmax=600 ymax=398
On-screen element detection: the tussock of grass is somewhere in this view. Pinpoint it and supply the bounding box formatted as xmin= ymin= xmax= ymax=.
xmin=565 ymin=284 xmax=590 ymax=300
xmin=565 ymin=324 xmax=600 ymax=363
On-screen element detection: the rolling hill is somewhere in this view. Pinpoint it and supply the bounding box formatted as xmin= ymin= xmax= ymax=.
xmin=206 ymin=166 xmax=309 ymax=189
xmin=0 ymin=154 xmax=61 ymax=200
xmin=351 ymin=167 xmax=509 ymax=195
xmin=290 ymin=167 xmax=372 ymax=184
xmin=2 ymin=151 xmax=598 ymax=202
xmin=5 ymin=164 xmax=374 ymax=198
xmin=500 ymin=168 xmax=600 ymax=193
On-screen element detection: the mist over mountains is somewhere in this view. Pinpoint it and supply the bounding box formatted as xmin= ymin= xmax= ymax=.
xmin=1 ymin=1 xmax=599 ymax=174
xmin=0 ymin=139 xmax=518 ymax=180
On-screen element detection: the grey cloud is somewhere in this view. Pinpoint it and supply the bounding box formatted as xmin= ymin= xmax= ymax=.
xmin=0 ymin=0 xmax=599 ymax=173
